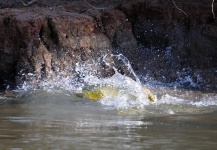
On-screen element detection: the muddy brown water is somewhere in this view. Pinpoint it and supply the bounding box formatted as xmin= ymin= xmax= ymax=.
xmin=0 ymin=87 xmax=217 ymax=150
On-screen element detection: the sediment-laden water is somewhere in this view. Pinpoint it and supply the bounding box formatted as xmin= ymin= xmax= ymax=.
xmin=0 ymin=78 xmax=217 ymax=149
xmin=0 ymin=55 xmax=217 ymax=149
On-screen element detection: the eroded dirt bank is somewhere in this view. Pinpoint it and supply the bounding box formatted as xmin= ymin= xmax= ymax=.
xmin=0 ymin=0 xmax=217 ymax=90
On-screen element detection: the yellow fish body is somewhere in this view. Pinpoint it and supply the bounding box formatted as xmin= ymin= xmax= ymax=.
xmin=75 ymin=84 xmax=156 ymax=103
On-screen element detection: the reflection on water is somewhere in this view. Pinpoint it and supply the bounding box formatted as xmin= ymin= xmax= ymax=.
xmin=0 ymin=87 xmax=217 ymax=149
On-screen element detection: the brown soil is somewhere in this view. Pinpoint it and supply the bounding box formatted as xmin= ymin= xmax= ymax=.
xmin=0 ymin=0 xmax=216 ymax=91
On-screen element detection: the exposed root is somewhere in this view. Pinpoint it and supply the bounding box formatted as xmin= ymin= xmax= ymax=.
xmin=212 ymin=0 xmax=215 ymax=18
xmin=172 ymin=0 xmax=188 ymax=17
xmin=21 ymin=0 xmax=37 ymax=7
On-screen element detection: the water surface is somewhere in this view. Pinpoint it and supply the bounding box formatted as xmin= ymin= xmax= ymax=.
xmin=0 ymin=87 xmax=217 ymax=150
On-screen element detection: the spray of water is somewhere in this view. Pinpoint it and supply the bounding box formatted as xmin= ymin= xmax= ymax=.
xmin=1 ymin=53 xmax=217 ymax=112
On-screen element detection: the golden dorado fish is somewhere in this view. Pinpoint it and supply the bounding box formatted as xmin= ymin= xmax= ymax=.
xmin=75 ymin=84 xmax=156 ymax=103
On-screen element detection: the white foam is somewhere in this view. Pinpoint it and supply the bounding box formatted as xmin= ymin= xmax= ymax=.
xmin=157 ymin=94 xmax=188 ymax=105
xmin=15 ymin=54 xmax=217 ymax=111
xmin=156 ymin=93 xmax=217 ymax=107
xmin=82 ymin=71 xmax=152 ymax=109
xmin=190 ymin=96 xmax=217 ymax=107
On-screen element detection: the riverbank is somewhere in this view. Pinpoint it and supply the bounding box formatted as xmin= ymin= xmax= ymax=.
xmin=0 ymin=0 xmax=216 ymax=91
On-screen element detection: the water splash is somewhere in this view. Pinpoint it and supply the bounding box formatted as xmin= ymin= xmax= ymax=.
xmin=82 ymin=72 xmax=151 ymax=109
xmin=5 ymin=53 xmax=217 ymax=112
xmin=190 ymin=95 xmax=217 ymax=107
xmin=102 ymin=54 xmax=141 ymax=84
xmin=141 ymin=68 xmax=203 ymax=89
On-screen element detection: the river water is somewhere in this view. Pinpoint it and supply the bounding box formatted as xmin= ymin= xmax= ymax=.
xmin=0 ymin=54 xmax=217 ymax=149
xmin=0 ymin=84 xmax=217 ymax=150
